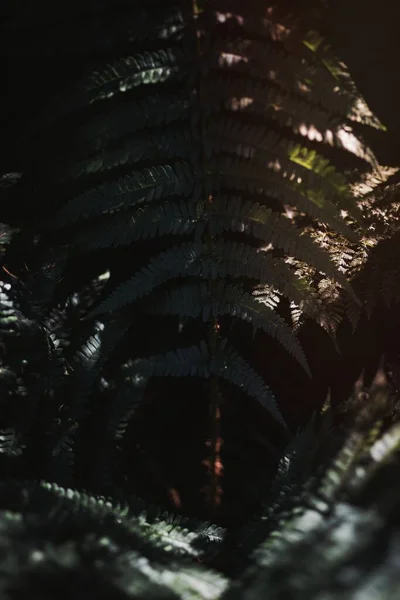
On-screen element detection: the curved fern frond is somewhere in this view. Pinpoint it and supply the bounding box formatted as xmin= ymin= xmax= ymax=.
xmin=213 ymin=38 xmax=352 ymax=122
xmin=55 ymin=124 xmax=200 ymax=183
xmin=47 ymin=162 xmax=194 ymax=229
xmin=86 ymin=241 xmax=204 ymax=317
xmin=133 ymin=510 xmax=226 ymax=562
xmin=52 ymin=91 xmax=194 ymax=160
xmin=0 ymin=478 xmax=229 ymax=599
xmin=301 ymin=30 xmax=385 ymax=130
xmin=48 ymin=313 xmax=132 ymax=483
xmin=69 ymin=191 xmax=355 ymax=258
xmin=205 ymin=75 xmax=377 ymax=167
xmin=87 ymin=237 xmax=347 ymax=319
xmin=94 ymin=89 xmax=191 ymax=146
xmin=197 ymin=241 xmax=322 ymax=320
xmin=211 ymin=117 xmax=349 ymax=193
xmin=123 ymin=339 xmax=283 ymax=425
xmin=209 ymin=120 xmax=362 ymax=234
xmin=210 ymin=155 xmax=363 ymax=232
xmin=146 ymin=281 xmax=310 ymax=373
xmin=70 ymin=200 xmax=199 ymax=252
xmin=46 ymin=47 xmax=189 ymax=125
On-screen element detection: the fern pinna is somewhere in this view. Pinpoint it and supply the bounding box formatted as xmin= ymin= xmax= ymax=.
xmin=2 ymin=0 xmax=383 ymax=516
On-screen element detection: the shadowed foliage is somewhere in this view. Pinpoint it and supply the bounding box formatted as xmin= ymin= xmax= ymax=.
xmin=1 ymin=0 xmax=400 ymax=597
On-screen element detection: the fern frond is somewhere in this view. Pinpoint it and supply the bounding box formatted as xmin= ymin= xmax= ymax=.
xmin=224 ymin=380 xmax=398 ymax=600
xmin=48 ymin=162 xmax=194 ymax=229
xmin=133 ymin=510 xmax=226 ymax=562
xmin=55 ymin=124 xmax=200 ymax=183
xmin=69 ymin=315 xmax=131 ymax=410
xmin=204 ymin=74 xmax=377 ymax=167
xmin=86 ymin=241 xmax=204 ymax=317
xmin=123 ymin=339 xmax=283 ymax=425
xmin=47 ymin=47 xmax=189 ymax=124
xmin=209 ymin=117 xmax=363 ymax=231
xmin=146 ymin=281 xmax=310 ymax=373
xmin=87 ymin=238 xmax=332 ymax=319
xmin=210 ymin=198 xmax=359 ymax=299
xmin=0 ymin=478 xmax=229 ymax=599
xmin=70 ymin=200 xmax=199 ymax=252
xmin=302 ymin=31 xmax=385 ymax=129
xmin=48 ymin=314 xmax=131 ymax=484
xmin=213 ymin=36 xmax=354 ymax=120
xmin=64 ymin=91 xmax=194 ymax=160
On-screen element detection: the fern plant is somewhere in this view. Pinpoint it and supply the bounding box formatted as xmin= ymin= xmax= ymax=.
xmin=2 ymin=0 xmax=400 ymax=598
xmin=0 ymin=0 xmax=385 ymax=517
xmin=0 ymin=370 xmax=398 ymax=599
